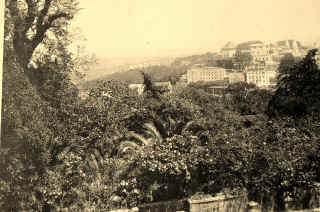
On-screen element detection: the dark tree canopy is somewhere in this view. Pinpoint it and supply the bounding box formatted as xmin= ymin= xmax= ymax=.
xmin=268 ymin=49 xmax=320 ymax=117
xmin=6 ymin=0 xmax=79 ymax=69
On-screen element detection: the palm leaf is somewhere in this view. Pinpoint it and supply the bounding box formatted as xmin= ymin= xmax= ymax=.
xmin=94 ymin=149 xmax=104 ymax=168
xmin=56 ymin=146 xmax=71 ymax=160
xmin=182 ymin=121 xmax=195 ymax=133
xmin=143 ymin=122 xmax=163 ymax=142
xmin=90 ymin=153 xmax=99 ymax=170
xmin=128 ymin=131 xmax=152 ymax=146
xmin=119 ymin=141 xmax=141 ymax=155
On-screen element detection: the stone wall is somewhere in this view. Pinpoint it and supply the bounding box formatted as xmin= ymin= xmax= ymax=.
xmin=108 ymin=193 xmax=248 ymax=212
xmin=188 ymin=193 xmax=248 ymax=212
xmin=138 ymin=198 xmax=188 ymax=212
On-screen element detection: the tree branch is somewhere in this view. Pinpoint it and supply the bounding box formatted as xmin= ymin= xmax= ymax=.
xmin=23 ymin=0 xmax=37 ymax=35
xmin=36 ymin=0 xmax=52 ymax=30
xmin=32 ymin=12 xmax=70 ymax=49
xmin=47 ymin=12 xmax=71 ymax=24
xmin=8 ymin=0 xmax=19 ymax=18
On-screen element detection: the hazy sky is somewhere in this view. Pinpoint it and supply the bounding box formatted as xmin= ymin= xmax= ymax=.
xmin=71 ymin=0 xmax=320 ymax=58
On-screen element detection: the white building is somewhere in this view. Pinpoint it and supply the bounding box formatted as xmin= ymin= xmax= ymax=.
xmin=245 ymin=70 xmax=277 ymax=88
xmin=128 ymin=84 xmax=145 ymax=95
xmin=187 ymin=67 xmax=226 ymax=83
xmin=227 ymin=72 xmax=245 ymax=84
xmin=220 ymin=41 xmax=237 ymax=58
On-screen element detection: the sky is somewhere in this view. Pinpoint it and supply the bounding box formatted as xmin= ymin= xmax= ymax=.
xmin=71 ymin=0 xmax=320 ymax=58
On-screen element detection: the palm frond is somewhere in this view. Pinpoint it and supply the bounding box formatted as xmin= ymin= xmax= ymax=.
xmin=182 ymin=121 xmax=195 ymax=133
xmin=128 ymin=131 xmax=152 ymax=146
xmin=90 ymin=153 xmax=99 ymax=170
xmin=94 ymin=149 xmax=104 ymax=168
xmin=119 ymin=141 xmax=141 ymax=155
xmin=143 ymin=122 xmax=163 ymax=142
xmin=56 ymin=146 xmax=71 ymax=160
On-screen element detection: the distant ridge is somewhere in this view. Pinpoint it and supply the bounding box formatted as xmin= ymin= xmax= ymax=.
xmin=221 ymin=39 xmax=308 ymax=50
xmin=221 ymin=41 xmax=238 ymax=50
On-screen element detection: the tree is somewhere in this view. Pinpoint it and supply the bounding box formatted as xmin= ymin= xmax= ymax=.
xmin=1 ymin=1 xmax=112 ymax=211
xmin=1 ymin=45 xmax=56 ymax=211
xmin=5 ymin=0 xmax=85 ymax=108
xmin=277 ymin=53 xmax=297 ymax=77
xmin=140 ymin=72 xmax=160 ymax=99
xmin=268 ymin=49 xmax=320 ymax=117
xmin=6 ymin=0 xmax=79 ymax=69
xmin=224 ymin=82 xmax=272 ymax=115
xmin=243 ymin=118 xmax=320 ymax=211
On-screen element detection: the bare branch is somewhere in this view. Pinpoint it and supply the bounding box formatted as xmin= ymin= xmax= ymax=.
xmin=32 ymin=12 xmax=70 ymax=49
xmin=47 ymin=12 xmax=71 ymax=24
xmin=23 ymin=0 xmax=37 ymax=35
xmin=36 ymin=0 xmax=52 ymax=30
xmin=8 ymin=0 xmax=19 ymax=17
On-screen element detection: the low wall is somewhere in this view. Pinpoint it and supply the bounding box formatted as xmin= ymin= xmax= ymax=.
xmin=108 ymin=193 xmax=248 ymax=212
xmin=138 ymin=198 xmax=188 ymax=212
xmin=188 ymin=193 xmax=248 ymax=212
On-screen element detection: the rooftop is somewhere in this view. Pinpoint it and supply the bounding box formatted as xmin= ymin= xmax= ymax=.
xmin=153 ymin=81 xmax=171 ymax=87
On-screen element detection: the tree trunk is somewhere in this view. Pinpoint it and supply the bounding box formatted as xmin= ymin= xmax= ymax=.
xmin=274 ymin=190 xmax=286 ymax=212
xmin=301 ymin=189 xmax=312 ymax=209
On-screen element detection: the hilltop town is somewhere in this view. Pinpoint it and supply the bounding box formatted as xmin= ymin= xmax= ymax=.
xmin=94 ymin=39 xmax=317 ymax=97
xmin=76 ymin=39 xmax=320 ymax=99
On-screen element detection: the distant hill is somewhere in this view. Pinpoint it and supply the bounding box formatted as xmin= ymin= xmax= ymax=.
xmin=171 ymin=52 xmax=220 ymax=67
xmin=236 ymin=40 xmax=264 ymax=49
xmin=220 ymin=39 xmax=309 ymax=53
xmin=77 ymin=65 xmax=188 ymax=91
xmin=77 ymin=51 xmax=229 ymax=91
xmin=83 ymin=56 xmax=175 ymax=81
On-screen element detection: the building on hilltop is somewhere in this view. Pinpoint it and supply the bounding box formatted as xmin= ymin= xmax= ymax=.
xmin=179 ymin=74 xmax=188 ymax=83
xmin=236 ymin=40 xmax=275 ymax=66
xmin=220 ymin=41 xmax=238 ymax=58
xmin=226 ymin=71 xmax=245 ymax=84
xmin=129 ymin=82 xmax=173 ymax=95
xmin=153 ymin=81 xmax=173 ymax=94
xmin=245 ymin=70 xmax=277 ymax=88
xmin=220 ymin=39 xmax=308 ymax=67
xmin=272 ymin=40 xmax=307 ymax=60
xmin=206 ymin=80 xmax=229 ymax=96
xmin=79 ymin=90 xmax=89 ymax=99
xmin=128 ymin=83 xmax=145 ymax=95
xmin=187 ymin=67 xmax=226 ymax=83
xmin=245 ymin=62 xmax=266 ymax=72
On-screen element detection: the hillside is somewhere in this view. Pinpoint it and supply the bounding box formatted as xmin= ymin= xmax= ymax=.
xmin=82 ymin=56 xmax=176 ymax=81
xmin=77 ymin=65 xmax=189 ymax=90
xmin=171 ymin=52 xmax=220 ymax=67
xmin=77 ymin=39 xmax=313 ymax=91
xmin=77 ymin=51 xmax=226 ymax=91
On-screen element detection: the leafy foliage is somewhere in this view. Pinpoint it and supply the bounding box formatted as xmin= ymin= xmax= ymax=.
xmin=268 ymin=49 xmax=320 ymax=117
xmin=225 ymin=82 xmax=272 ymax=115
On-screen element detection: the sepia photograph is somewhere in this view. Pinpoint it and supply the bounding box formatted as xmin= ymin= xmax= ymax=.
xmin=1 ymin=0 xmax=320 ymax=211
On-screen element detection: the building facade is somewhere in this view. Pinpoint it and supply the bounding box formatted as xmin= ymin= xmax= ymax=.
xmin=187 ymin=67 xmax=226 ymax=83
xmin=227 ymin=72 xmax=245 ymax=84
xmin=153 ymin=81 xmax=173 ymax=93
xmin=220 ymin=40 xmax=308 ymax=68
xmin=245 ymin=70 xmax=277 ymax=88
xmin=220 ymin=42 xmax=237 ymax=58
xmin=128 ymin=84 xmax=145 ymax=95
